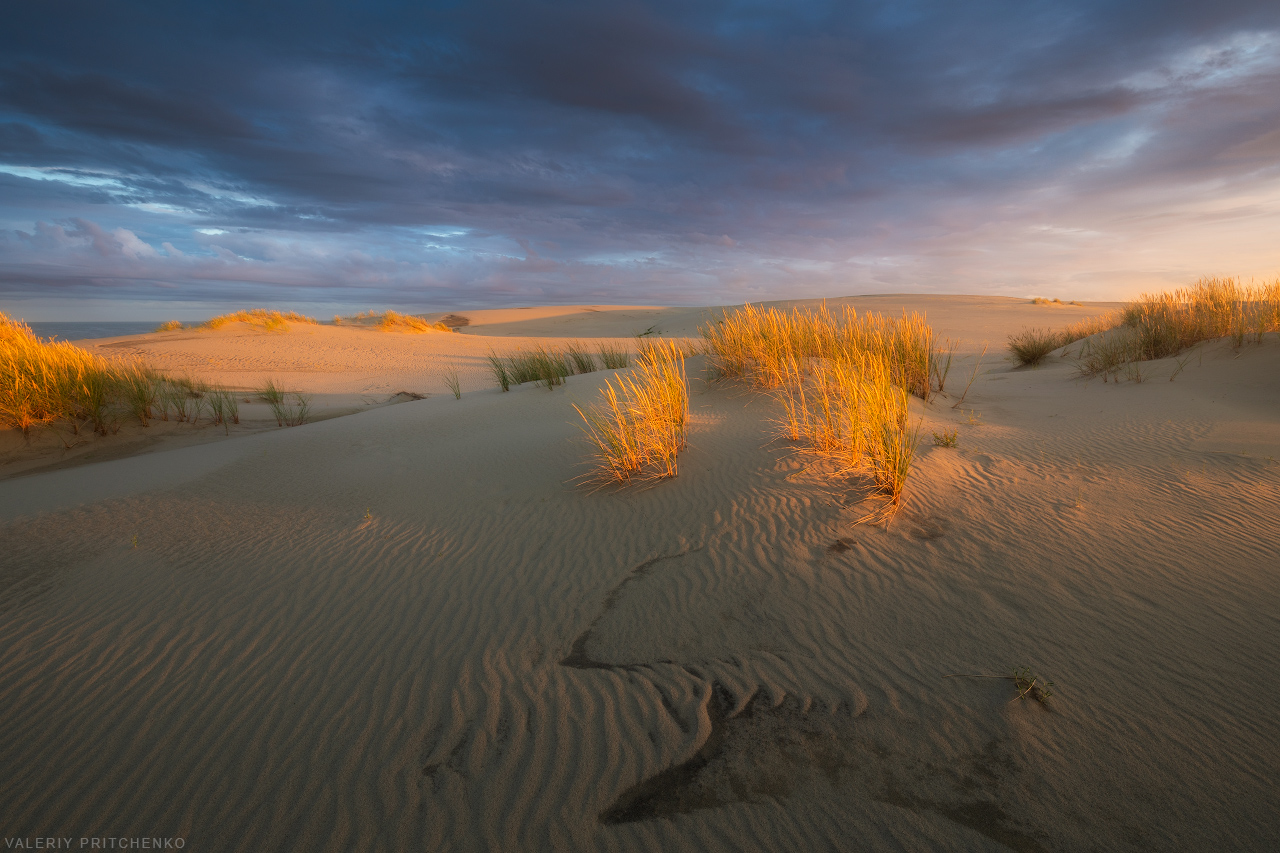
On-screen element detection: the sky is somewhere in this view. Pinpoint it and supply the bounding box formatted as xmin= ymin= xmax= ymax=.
xmin=3 ymin=1 xmax=1280 ymax=320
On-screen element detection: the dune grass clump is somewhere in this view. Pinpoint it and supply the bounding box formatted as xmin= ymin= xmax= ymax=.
xmin=336 ymin=310 xmax=449 ymax=332
xmin=565 ymin=342 xmax=597 ymax=375
xmin=1066 ymin=277 xmax=1280 ymax=380
xmin=599 ymin=343 xmax=630 ymax=369
xmin=487 ymin=341 xmax=612 ymax=391
xmin=155 ymin=320 xmax=184 ymax=332
xmin=377 ymin=310 xmax=450 ymax=333
xmin=1007 ymin=328 xmax=1064 ymax=367
xmin=1007 ymin=311 xmax=1121 ymax=367
xmin=701 ymin=303 xmax=931 ymax=521
xmin=701 ymin=302 xmax=937 ymax=401
xmin=203 ymin=309 xmax=318 ymax=331
xmin=206 ymin=385 xmax=240 ymax=433
xmin=575 ymin=340 xmax=689 ymax=484
xmin=260 ymin=379 xmax=310 ymax=426
xmin=0 ymin=312 xmax=170 ymax=437
xmin=1120 ymin=276 xmax=1280 ymax=357
xmin=772 ymin=353 xmax=922 ymax=520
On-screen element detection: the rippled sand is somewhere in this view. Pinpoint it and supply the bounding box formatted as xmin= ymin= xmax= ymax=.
xmin=1 ymin=296 xmax=1277 ymax=851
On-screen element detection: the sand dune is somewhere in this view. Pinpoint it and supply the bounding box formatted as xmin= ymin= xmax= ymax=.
xmin=1 ymin=296 xmax=1277 ymax=851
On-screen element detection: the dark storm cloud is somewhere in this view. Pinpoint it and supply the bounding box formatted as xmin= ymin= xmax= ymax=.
xmin=2 ymin=0 xmax=1280 ymax=316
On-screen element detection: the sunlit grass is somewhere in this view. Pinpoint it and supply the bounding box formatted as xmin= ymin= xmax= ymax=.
xmin=701 ymin=303 xmax=929 ymax=521
xmin=1066 ymin=277 xmax=1280 ymax=380
xmin=202 ymin=309 xmax=318 ymax=331
xmin=1009 ymin=277 xmax=1280 ymax=375
xmin=334 ymin=310 xmax=450 ymax=332
xmin=700 ymin=301 xmax=936 ymax=401
xmin=575 ymin=339 xmax=689 ymax=484
xmin=0 ymin=312 xmax=165 ymax=437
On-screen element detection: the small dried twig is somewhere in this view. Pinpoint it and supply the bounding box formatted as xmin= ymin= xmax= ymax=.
xmin=944 ymin=666 xmax=1055 ymax=705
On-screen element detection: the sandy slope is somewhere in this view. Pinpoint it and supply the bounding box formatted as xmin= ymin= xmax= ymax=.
xmin=1 ymin=296 xmax=1277 ymax=852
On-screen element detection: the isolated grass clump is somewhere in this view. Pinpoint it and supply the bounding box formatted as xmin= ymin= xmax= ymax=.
xmin=259 ymin=379 xmax=311 ymax=426
xmin=0 ymin=312 xmax=169 ymax=437
xmin=202 ymin=309 xmax=318 ymax=331
xmin=1007 ymin=328 xmax=1064 ymax=367
xmin=576 ymin=339 xmax=690 ymax=484
xmin=443 ymin=370 xmax=462 ymax=399
xmin=933 ymin=429 xmax=958 ymax=448
xmin=154 ymin=320 xmax=184 ymax=332
xmin=1007 ymin=311 xmax=1121 ymax=367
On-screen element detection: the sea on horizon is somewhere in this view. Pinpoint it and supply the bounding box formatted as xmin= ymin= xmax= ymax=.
xmin=24 ymin=321 xmax=202 ymax=342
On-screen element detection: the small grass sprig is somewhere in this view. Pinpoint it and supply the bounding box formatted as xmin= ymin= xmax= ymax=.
xmin=443 ymin=370 xmax=462 ymax=399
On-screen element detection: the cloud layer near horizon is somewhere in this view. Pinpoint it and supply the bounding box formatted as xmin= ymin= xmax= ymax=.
xmin=3 ymin=1 xmax=1280 ymax=317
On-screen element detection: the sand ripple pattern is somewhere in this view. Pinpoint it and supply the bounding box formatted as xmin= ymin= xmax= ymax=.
xmin=2 ymin=362 xmax=1279 ymax=851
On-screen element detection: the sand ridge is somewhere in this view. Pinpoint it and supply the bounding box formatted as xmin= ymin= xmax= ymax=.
xmin=1 ymin=295 xmax=1276 ymax=851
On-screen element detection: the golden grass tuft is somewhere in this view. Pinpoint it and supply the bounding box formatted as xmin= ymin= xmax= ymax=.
xmin=1120 ymin=276 xmax=1280 ymax=357
xmin=575 ymin=340 xmax=689 ymax=484
xmin=700 ymin=302 xmax=936 ymax=400
xmin=1067 ymin=277 xmax=1280 ymax=380
xmin=378 ymin=310 xmax=449 ymax=333
xmin=701 ymin=303 xmax=930 ymax=521
xmin=154 ymin=320 xmax=184 ymax=332
xmin=0 ymin=312 xmax=168 ymax=436
xmin=334 ymin=310 xmax=449 ymax=332
xmin=202 ymin=309 xmax=318 ymax=331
